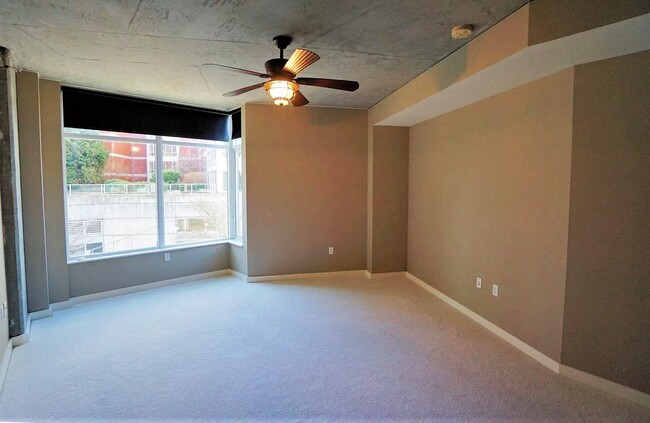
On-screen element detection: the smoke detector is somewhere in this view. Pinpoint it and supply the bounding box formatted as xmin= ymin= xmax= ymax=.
xmin=451 ymin=24 xmax=473 ymax=39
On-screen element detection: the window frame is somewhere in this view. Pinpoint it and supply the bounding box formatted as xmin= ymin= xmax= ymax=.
xmin=63 ymin=129 xmax=241 ymax=263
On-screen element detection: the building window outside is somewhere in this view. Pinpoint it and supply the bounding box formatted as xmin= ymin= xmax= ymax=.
xmin=68 ymin=219 xmax=104 ymax=257
xmin=64 ymin=128 xmax=241 ymax=260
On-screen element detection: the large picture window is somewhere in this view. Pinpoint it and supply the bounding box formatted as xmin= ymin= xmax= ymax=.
xmin=64 ymin=128 xmax=241 ymax=260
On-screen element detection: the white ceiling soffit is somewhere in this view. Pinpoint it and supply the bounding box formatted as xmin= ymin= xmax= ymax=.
xmin=377 ymin=13 xmax=650 ymax=127
xmin=0 ymin=0 xmax=528 ymax=111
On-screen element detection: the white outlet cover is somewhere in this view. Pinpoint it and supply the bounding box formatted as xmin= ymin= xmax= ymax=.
xmin=492 ymin=284 xmax=499 ymax=297
xmin=476 ymin=277 xmax=482 ymax=289
xmin=328 ymin=247 xmax=334 ymax=255
xmin=164 ymin=253 xmax=171 ymax=262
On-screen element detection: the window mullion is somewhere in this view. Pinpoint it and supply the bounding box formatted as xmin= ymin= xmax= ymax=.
xmin=227 ymin=145 xmax=236 ymax=238
xmin=155 ymin=136 xmax=165 ymax=248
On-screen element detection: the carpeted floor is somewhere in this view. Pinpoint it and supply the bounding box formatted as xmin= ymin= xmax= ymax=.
xmin=0 ymin=274 xmax=648 ymax=422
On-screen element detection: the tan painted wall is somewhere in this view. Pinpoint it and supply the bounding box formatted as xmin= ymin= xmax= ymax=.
xmin=562 ymin=51 xmax=650 ymax=394
xmin=16 ymin=71 xmax=49 ymax=313
xmin=408 ymin=69 xmax=574 ymax=361
xmin=244 ymin=104 xmax=367 ymax=277
xmin=68 ymin=243 xmax=230 ymax=297
xmin=39 ymin=79 xmax=69 ymax=304
xmin=528 ymin=0 xmax=650 ymax=45
xmin=371 ymin=126 xmax=408 ymax=273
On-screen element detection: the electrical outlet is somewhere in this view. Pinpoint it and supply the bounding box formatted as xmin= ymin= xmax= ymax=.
xmin=328 ymin=247 xmax=334 ymax=255
xmin=476 ymin=277 xmax=482 ymax=289
xmin=1 ymin=302 xmax=7 ymax=320
xmin=164 ymin=252 xmax=171 ymax=262
xmin=492 ymin=284 xmax=499 ymax=297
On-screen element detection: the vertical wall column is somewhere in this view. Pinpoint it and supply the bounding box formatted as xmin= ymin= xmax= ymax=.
xmin=0 ymin=48 xmax=28 ymax=336
xmin=39 ymin=79 xmax=69 ymax=304
xmin=15 ymin=71 xmax=49 ymax=313
xmin=368 ymin=126 xmax=409 ymax=274
xmin=562 ymin=50 xmax=650 ymax=395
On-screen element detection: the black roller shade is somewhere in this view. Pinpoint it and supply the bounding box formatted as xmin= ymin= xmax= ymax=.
xmin=62 ymin=87 xmax=232 ymax=142
xmin=231 ymin=109 xmax=241 ymax=139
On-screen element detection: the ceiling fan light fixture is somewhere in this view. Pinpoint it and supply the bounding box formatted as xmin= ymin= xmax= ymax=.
xmin=264 ymin=80 xmax=298 ymax=106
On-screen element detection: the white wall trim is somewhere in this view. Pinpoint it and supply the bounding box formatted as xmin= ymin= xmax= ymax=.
xmin=245 ymin=270 xmax=369 ymax=283
xmin=7 ymin=269 xmax=650 ymax=408
xmin=405 ymin=272 xmax=560 ymax=372
xmin=28 ymin=306 xmax=53 ymax=321
xmin=10 ymin=315 xmax=31 ymax=348
xmin=367 ymin=271 xmax=407 ymax=279
xmin=70 ymin=269 xmax=231 ymax=305
xmin=559 ymin=365 xmax=650 ymax=409
xmin=51 ymin=300 xmax=71 ymax=311
xmin=228 ymin=269 xmax=248 ymax=282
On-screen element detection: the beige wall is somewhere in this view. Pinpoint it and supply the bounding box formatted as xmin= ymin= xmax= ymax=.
xmin=408 ymin=69 xmax=574 ymax=361
xmin=69 ymin=243 xmax=230 ymax=297
xmin=244 ymin=104 xmax=367 ymax=277
xmin=562 ymin=51 xmax=650 ymax=394
xmin=370 ymin=126 xmax=408 ymax=273
xmin=528 ymin=0 xmax=650 ymax=45
xmin=39 ymin=79 xmax=69 ymax=304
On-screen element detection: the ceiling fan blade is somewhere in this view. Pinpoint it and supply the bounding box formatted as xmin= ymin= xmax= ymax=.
xmin=223 ymin=82 xmax=266 ymax=97
xmin=282 ymin=49 xmax=320 ymax=75
xmin=203 ymin=63 xmax=268 ymax=78
xmin=295 ymin=77 xmax=359 ymax=92
xmin=292 ymin=90 xmax=309 ymax=107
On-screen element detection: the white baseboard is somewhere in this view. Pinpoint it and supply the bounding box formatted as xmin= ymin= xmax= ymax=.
xmin=10 ymin=314 xmax=31 ymax=348
xmin=405 ymin=272 xmax=560 ymax=372
xmin=245 ymin=269 xmax=368 ymax=283
xmin=559 ymin=365 xmax=650 ymax=409
xmin=0 ymin=339 xmax=13 ymax=393
xmin=70 ymin=269 xmax=231 ymax=305
xmin=7 ymin=268 xmax=650 ymax=408
xmin=28 ymin=306 xmax=53 ymax=321
xmin=405 ymin=272 xmax=650 ymax=409
xmin=367 ymin=271 xmax=407 ymax=279
xmin=51 ymin=300 xmax=72 ymax=311
xmin=228 ymin=269 xmax=248 ymax=281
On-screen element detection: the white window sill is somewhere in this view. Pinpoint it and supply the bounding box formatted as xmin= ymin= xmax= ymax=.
xmin=67 ymin=238 xmax=244 ymax=265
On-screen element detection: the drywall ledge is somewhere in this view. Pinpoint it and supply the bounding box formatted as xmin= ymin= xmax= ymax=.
xmin=374 ymin=13 xmax=650 ymax=127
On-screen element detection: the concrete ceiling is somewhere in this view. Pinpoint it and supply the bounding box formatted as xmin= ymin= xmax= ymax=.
xmin=0 ymin=0 xmax=528 ymax=111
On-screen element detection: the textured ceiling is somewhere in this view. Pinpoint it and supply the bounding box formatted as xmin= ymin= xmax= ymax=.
xmin=0 ymin=0 xmax=528 ymax=111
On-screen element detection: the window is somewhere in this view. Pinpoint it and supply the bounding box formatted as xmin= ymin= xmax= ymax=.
xmin=64 ymin=128 xmax=241 ymax=260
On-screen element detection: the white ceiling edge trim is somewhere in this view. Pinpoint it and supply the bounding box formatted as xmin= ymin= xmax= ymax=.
xmin=376 ymin=13 xmax=650 ymax=127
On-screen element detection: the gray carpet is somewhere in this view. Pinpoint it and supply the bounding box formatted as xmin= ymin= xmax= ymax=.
xmin=0 ymin=274 xmax=648 ymax=422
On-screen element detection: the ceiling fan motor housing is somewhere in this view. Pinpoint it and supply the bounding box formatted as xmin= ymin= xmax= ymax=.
xmin=264 ymin=58 xmax=293 ymax=79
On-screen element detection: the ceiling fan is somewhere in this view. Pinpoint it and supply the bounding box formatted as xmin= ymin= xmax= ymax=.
xmin=205 ymin=35 xmax=359 ymax=107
